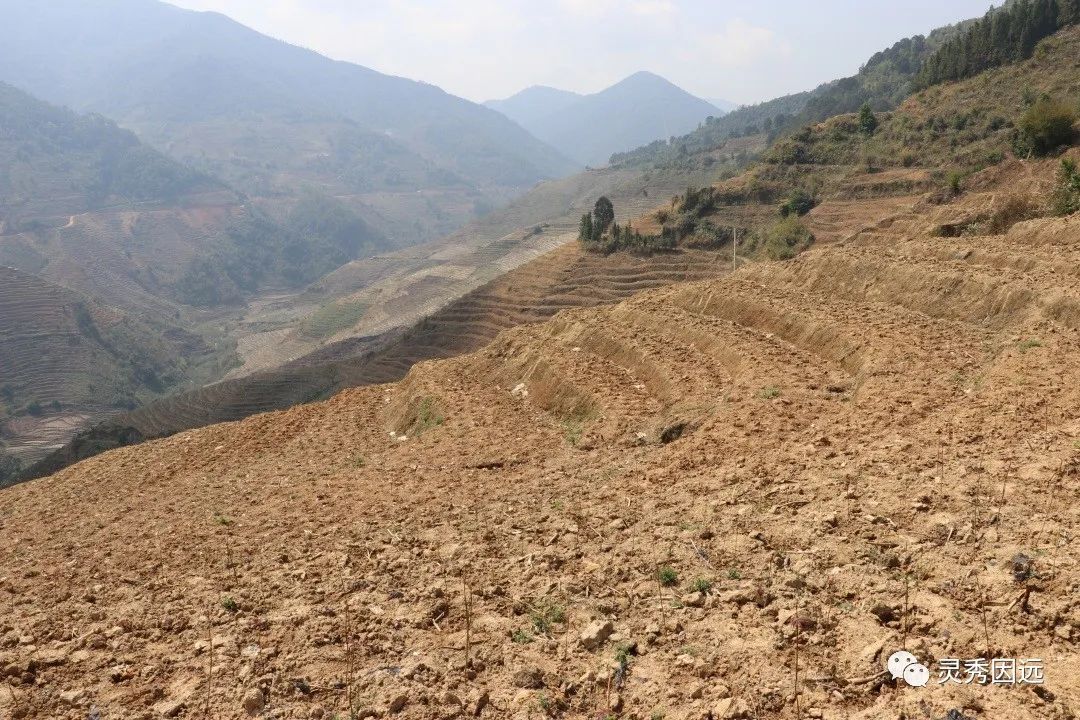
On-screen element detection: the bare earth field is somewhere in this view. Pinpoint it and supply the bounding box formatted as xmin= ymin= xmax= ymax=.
xmin=2 ymin=160 xmax=1080 ymax=720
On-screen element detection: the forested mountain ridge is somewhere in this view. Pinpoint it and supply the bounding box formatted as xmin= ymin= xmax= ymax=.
xmin=610 ymin=13 xmax=977 ymax=170
xmin=916 ymin=0 xmax=1080 ymax=87
xmin=0 ymin=81 xmax=224 ymax=228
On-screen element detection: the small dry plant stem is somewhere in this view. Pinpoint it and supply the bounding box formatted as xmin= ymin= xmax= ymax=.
xmin=794 ymin=591 xmax=801 ymax=720
xmin=655 ymin=562 xmax=665 ymax=628
xmin=975 ymin=579 xmax=992 ymax=657
xmin=463 ymin=578 xmax=473 ymax=670
xmin=205 ymin=611 xmax=213 ymax=717
xmin=344 ymin=597 xmax=354 ymax=711
xmin=902 ymin=573 xmax=910 ymax=650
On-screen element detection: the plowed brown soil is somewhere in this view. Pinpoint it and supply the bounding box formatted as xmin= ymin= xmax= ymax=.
xmin=2 ymin=161 xmax=1079 ymax=720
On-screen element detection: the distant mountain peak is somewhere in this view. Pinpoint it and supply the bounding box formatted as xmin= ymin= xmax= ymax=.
xmin=486 ymin=71 xmax=719 ymax=166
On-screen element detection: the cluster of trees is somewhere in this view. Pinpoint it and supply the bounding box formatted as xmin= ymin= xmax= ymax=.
xmin=578 ymin=197 xmax=673 ymax=255
xmin=917 ymin=0 xmax=1080 ymax=88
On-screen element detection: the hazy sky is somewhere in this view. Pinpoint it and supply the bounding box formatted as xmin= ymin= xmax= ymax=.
xmin=169 ymin=0 xmax=995 ymax=105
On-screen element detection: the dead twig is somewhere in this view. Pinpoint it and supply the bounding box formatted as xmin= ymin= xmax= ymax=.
xmin=463 ymin=578 xmax=473 ymax=669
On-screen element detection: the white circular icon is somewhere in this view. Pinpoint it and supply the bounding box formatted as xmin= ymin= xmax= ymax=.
xmin=903 ymin=662 xmax=931 ymax=687
xmin=887 ymin=650 xmax=918 ymax=680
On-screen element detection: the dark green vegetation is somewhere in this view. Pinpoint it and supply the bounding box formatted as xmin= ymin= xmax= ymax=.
xmin=0 ymin=81 xmax=218 ymax=224
xmin=1015 ymin=97 xmax=1078 ymax=156
xmin=578 ymin=197 xmax=673 ymax=255
xmin=916 ymin=0 xmax=1080 ymax=88
xmin=761 ymin=25 xmax=1080 ymax=175
xmin=744 ymin=217 xmax=815 ymax=261
xmin=486 ymin=72 xmax=721 ymax=167
xmin=0 ymin=0 xmax=576 ymax=245
xmin=1055 ymin=158 xmax=1080 ymax=214
xmin=610 ymin=18 xmax=973 ymax=171
xmin=175 ymin=193 xmax=383 ymax=307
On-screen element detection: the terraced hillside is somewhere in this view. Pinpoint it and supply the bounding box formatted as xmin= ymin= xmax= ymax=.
xmin=223 ymin=161 xmax=730 ymax=378
xmin=3 ymin=152 xmax=1080 ymax=719
xmin=24 ymin=18 xmax=1080 ymax=485
xmin=0 ymin=267 xmax=226 ymax=485
xmin=22 ymin=238 xmax=739 ymax=481
xmin=0 ymin=82 xmax=393 ymax=468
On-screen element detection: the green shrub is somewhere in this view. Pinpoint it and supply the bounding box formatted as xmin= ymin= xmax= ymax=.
xmin=411 ymin=397 xmax=445 ymax=434
xmin=1054 ymin=158 xmax=1080 ymax=216
xmin=689 ymin=577 xmax=713 ymax=593
xmin=1015 ymin=98 xmax=1076 ymax=157
xmin=658 ymin=566 xmax=678 ymax=587
xmin=858 ymin=103 xmax=878 ymax=135
xmin=947 ymin=171 xmax=963 ymax=196
xmin=758 ymin=217 xmax=814 ymax=260
xmin=779 ymin=189 xmax=816 ymax=217
xmin=530 ymin=600 xmax=566 ymax=635
xmin=581 ymin=197 xmax=671 ymax=255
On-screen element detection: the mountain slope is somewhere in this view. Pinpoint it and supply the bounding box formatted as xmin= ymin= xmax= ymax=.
xmin=0 ymin=81 xmax=224 ymax=226
xmin=0 ymin=81 xmax=387 ymax=310
xmin=3 ymin=155 xmax=1080 ymax=718
xmin=0 ymin=81 xmax=397 ymax=471
xmin=488 ymin=72 xmax=720 ymax=166
xmin=0 ymin=266 xmax=226 ymax=485
xmin=484 ymin=86 xmax=584 ymax=127
xmin=611 ymin=18 xmax=977 ymax=170
xmin=0 ymin=0 xmax=578 ymax=245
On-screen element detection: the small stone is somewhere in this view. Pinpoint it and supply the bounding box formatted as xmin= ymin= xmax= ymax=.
xmin=308 ymin=706 xmax=325 ymax=719
xmin=242 ymin=688 xmax=265 ymax=715
xmin=512 ymin=666 xmax=544 ymax=689
xmin=713 ymin=697 xmax=751 ymax=719
xmin=387 ymin=693 xmax=408 ymax=714
xmin=469 ymin=688 xmax=490 ymax=716
xmin=59 ymin=688 xmax=86 ymax=705
xmin=690 ymin=685 xmax=704 ymax=699
xmin=154 ymin=699 xmax=185 ymax=718
xmin=579 ymin=620 xmax=614 ymax=650
xmin=681 ymin=591 xmax=706 ymax=608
